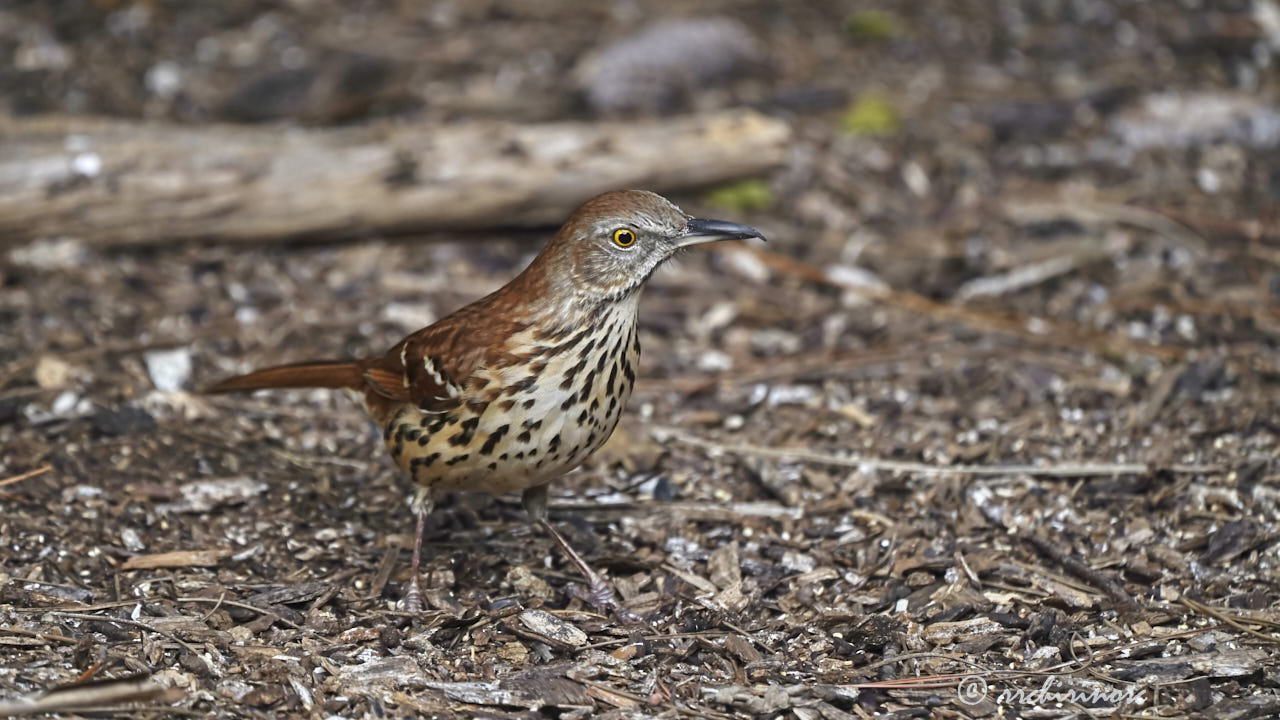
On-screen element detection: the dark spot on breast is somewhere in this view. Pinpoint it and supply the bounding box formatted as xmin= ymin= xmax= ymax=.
xmin=534 ymin=323 xmax=574 ymax=343
xmin=449 ymin=417 xmax=480 ymax=446
xmin=560 ymin=355 xmax=590 ymax=389
xmin=445 ymin=453 xmax=470 ymax=465
xmin=412 ymin=452 xmax=441 ymax=470
xmin=560 ymin=392 xmax=577 ymax=411
xmin=549 ymin=434 xmax=561 ymax=450
xmin=500 ymin=399 xmax=516 ymax=412
xmin=499 ymin=453 xmax=508 ymax=461
xmin=479 ymin=424 xmax=509 ymax=455
xmin=515 ymin=451 xmax=525 ymax=460
xmin=555 ymin=326 xmax=593 ymax=354
xmin=517 ymin=430 xmax=532 ymax=444
xmin=606 ymin=363 xmax=618 ymax=396
xmin=505 ymin=373 xmax=539 ymax=396
xmin=488 ymin=462 xmax=497 ymax=471
xmin=523 ymin=398 xmax=535 ymax=409
xmin=576 ymin=409 xmax=588 ymax=425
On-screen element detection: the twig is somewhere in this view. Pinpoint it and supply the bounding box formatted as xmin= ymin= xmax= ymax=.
xmin=270 ymin=447 xmax=373 ymax=471
xmin=1010 ymin=559 xmax=1106 ymax=597
xmin=0 ymin=626 xmax=79 ymax=645
xmin=735 ymin=244 xmax=1191 ymax=363
xmin=173 ymin=597 xmax=304 ymax=630
xmin=720 ymin=619 xmax=773 ymax=654
xmin=1022 ymin=534 xmax=1140 ymax=612
xmin=954 ymin=245 xmax=1107 ymax=301
xmin=579 ymin=631 xmax=740 ymax=651
xmin=638 ymin=334 xmax=989 ymax=391
xmin=195 ymin=592 xmax=227 ymax=623
xmin=52 ymin=704 xmax=203 ymax=717
xmin=654 ymin=428 xmax=1221 ymax=477
xmin=1002 ymin=198 xmax=1207 ymax=252
xmin=0 ymin=465 xmax=52 ymax=488
xmin=121 ymin=549 xmax=231 ymax=570
xmin=855 ymin=650 xmax=996 ymax=676
xmin=577 ymin=679 xmax=734 ymax=720
xmin=45 ymin=612 xmax=216 ymax=676
xmin=308 ymin=568 xmax=360 ymax=614
xmin=851 ymin=626 xmax=1221 ymax=691
xmin=1142 ymin=205 xmax=1279 ymax=243
xmin=370 ymin=543 xmax=400 ymax=601
xmin=0 ymin=675 xmax=180 ymax=717
xmin=1180 ymin=597 xmax=1280 ymax=644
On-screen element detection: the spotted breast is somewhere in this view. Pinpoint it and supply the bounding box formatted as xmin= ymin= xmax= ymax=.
xmin=382 ymin=293 xmax=641 ymax=495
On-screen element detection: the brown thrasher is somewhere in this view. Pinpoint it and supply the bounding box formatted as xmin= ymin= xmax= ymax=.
xmin=208 ymin=189 xmax=764 ymax=617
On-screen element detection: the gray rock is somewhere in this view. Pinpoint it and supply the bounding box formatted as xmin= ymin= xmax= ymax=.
xmin=578 ymin=18 xmax=760 ymax=115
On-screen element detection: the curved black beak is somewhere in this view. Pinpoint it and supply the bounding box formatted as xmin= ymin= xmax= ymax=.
xmin=679 ymin=217 xmax=767 ymax=247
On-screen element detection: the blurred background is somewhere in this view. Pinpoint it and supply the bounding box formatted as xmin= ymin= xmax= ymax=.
xmin=1 ymin=1 xmax=1278 ymax=717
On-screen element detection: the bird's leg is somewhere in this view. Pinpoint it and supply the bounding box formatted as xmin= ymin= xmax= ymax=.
xmin=401 ymin=487 xmax=434 ymax=613
xmin=521 ymin=485 xmax=640 ymax=623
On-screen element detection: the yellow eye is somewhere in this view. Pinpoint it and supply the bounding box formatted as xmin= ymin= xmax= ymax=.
xmin=612 ymin=228 xmax=636 ymax=247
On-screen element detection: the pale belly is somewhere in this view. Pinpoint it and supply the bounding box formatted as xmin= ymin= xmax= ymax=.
xmin=384 ymin=308 xmax=640 ymax=496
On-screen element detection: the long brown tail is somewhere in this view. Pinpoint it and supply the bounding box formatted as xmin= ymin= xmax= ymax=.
xmin=205 ymin=361 xmax=364 ymax=394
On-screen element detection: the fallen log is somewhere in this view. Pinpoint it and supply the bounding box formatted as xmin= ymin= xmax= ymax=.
xmin=0 ymin=110 xmax=790 ymax=247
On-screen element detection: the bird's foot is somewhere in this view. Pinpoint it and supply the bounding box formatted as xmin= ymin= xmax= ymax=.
xmin=397 ymin=491 xmax=433 ymax=613
xmin=538 ymin=518 xmax=643 ymax=624
xmin=400 ymin=574 xmax=424 ymax=613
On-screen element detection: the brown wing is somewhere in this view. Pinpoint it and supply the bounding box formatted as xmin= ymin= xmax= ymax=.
xmin=359 ymin=324 xmax=477 ymax=413
xmin=358 ymin=283 xmax=538 ymax=413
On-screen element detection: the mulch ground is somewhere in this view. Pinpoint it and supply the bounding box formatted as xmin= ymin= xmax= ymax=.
xmin=2 ymin=1 xmax=1279 ymax=718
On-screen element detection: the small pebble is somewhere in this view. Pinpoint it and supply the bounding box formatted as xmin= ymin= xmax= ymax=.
xmin=144 ymin=347 xmax=193 ymax=392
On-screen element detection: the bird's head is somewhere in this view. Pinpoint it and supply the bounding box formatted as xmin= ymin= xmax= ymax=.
xmin=537 ymin=189 xmax=766 ymax=303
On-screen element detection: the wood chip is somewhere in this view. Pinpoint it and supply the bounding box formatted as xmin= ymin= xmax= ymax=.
xmin=724 ymin=634 xmax=763 ymax=664
xmin=921 ymin=617 xmax=1005 ymax=645
xmin=121 ymin=549 xmax=231 ymax=570
xmin=586 ymin=683 xmax=640 ymax=708
xmin=334 ymin=656 xmax=426 ymax=692
xmin=516 ymin=609 xmax=588 ymax=648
